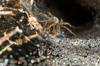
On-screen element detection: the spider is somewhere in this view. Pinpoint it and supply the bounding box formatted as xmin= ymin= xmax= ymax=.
xmin=39 ymin=0 xmax=96 ymax=36
xmin=43 ymin=13 xmax=76 ymax=36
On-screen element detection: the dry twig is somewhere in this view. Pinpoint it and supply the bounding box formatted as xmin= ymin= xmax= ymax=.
xmin=20 ymin=0 xmax=43 ymax=33
xmin=0 ymin=26 xmax=22 ymax=45
xmin=0 ymin=11 xmax=15 ymax=16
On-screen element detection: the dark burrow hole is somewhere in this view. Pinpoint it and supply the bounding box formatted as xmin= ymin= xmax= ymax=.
xmin=42 ymin=0 xmax=96 ymax=28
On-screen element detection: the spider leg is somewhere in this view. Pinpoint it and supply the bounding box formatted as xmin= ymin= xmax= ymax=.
xmin=62 ymin=26 xmax=76 ymax=36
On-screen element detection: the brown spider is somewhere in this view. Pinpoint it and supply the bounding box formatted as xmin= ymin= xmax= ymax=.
xmin=43 ymin=13 xmax=76 ymax=36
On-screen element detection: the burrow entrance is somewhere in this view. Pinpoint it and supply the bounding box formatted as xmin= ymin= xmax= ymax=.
xmin=41 ymin=0 xmax=96 ymax=28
